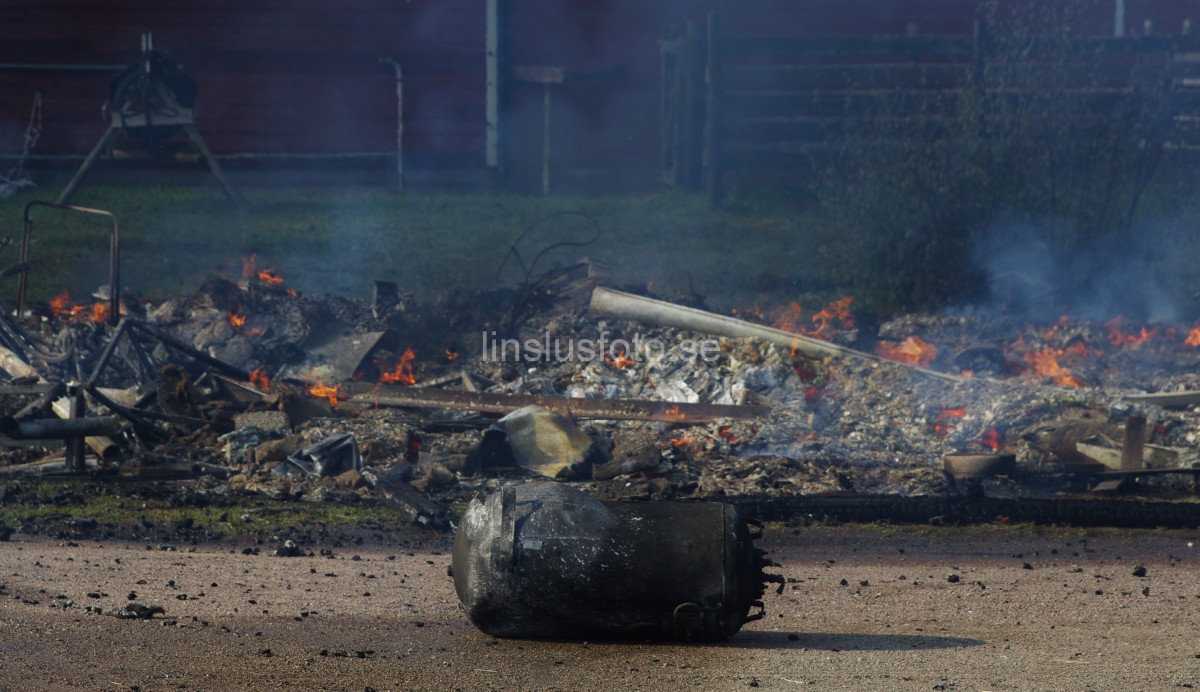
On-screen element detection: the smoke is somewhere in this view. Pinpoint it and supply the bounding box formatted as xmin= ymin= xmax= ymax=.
xmin=969 ymin=212 xmax=1194 ymax=324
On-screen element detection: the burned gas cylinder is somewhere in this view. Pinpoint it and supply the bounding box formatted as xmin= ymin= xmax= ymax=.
xmin=452 ymin=482 xmax=782 ymax=641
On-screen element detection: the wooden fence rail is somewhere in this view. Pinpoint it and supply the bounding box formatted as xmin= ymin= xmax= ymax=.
xmin=663 ymin=12 xmax=1200 ymax=207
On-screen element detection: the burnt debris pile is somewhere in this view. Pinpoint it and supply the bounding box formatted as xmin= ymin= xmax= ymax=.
xmin=3 ymin=257 xmax=1200 ymax=528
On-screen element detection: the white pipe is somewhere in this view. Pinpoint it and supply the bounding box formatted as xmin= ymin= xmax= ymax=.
xmin=589 ymin=286 xmax=965 ymax=383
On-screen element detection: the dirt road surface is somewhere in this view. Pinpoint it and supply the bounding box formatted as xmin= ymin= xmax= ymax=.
xmin=0 ymin=525 xmax=1197 ymax=691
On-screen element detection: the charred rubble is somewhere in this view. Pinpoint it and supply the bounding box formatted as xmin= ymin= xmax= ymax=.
xmin=3 ymin=257 xmax=1200 ymax=531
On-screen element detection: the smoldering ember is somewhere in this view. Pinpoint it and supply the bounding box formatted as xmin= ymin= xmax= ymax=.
xmin=3 ymin=263 xmax=1200 ymax=523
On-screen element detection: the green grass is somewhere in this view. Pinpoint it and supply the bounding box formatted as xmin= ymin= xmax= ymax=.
xmin=0 ymin=479 xmax=413 ymax=541
xmin=0 ymin=183 xmax=822 ymax=310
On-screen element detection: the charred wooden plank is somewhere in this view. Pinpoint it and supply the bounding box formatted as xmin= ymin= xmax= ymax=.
xmin=342 ymin=384 xmax=768 ymax=423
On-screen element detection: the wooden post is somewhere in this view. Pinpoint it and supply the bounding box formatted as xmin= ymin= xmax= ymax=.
xmin=704 ymin=10 xmax=723 ymax=208
xmin=1121 ymin=415 xmax=1146 ymax=471
xmin=971 ymin=18 xmax=988 ymax=138
xmin=67 ymin=385 xmax=86 ymax=472
xmin=660 ymin=25 xmax=679 ymax=187
xmin=541 ymin=82 xmax=552 ymax=195
xmin=486 ymin=0 xmax=503 ymax=171
xmin=972 ymin=19 xmax=988 ymax=89
xmin=682 ymin=20 xmax=704 ymax=191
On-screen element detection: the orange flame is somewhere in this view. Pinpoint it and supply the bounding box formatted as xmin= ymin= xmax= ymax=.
xmin=1061 ymin=339 xmax=1099 ymax=358
xmin=380 ymin=347 xmax=417 ymax=385
xmin=249 ymin=366 xmax=271 ymax=392
xmin=258 ymin=268 xmax=285 ymax=285
xmin=669 ymin=435 xmax=700 ymax=453
xmin=980 ymin=428 xmax=1003 ymax=451
xmin=876 ymin=336 xmax=938 ymax=367
xmin=1187 ymin=327 xmax=1200 ymax=347
xmin=307 ymin=381 xmax=342 ymax=406
xmin=227 ymin=309 xmax=264 ymax=338
xmin=445 ymin=347 xmax=459 ymax=362
xmin=770 ymin=297 xmax=856 ymax=342
xmin=662 ymin=404 xmax=686 ymax=421
xmin=934 ymin=407 xmax=966 ymax=436
xmin=772 ymin=301 xmax=804 ymax=333
xmin=717 ymin=425 xmax=738 ymax=442
xmin=87 ymin=302 xmax=110 ymax=323
xmin=1103 ymin=316 xmax=1155 ymax=348
xmin=48 ymin=291 xmax=112 ymax=324
xmin=605 ymin=347 xmax=635 ymax=369
xmin=806 ymin=296 xmax=856 ymax=339
xmin=49 ymin=290 xmax=70 ymax=318
xmin=1025 ymin=347 xmax=1085 ymax=388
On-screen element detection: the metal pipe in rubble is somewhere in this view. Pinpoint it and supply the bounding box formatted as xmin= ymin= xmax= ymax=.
xmin=0 ymin=415 xmax=121 ymax=439
xmin=379 ymin=58 xmax=404 ymax=192
xmin=452 ymin=482 xmax=783 ymax=641
xmin=589 ymin=286 xmax=966 ymax=384
xmin=66 ymin=384 xmax=87 ymax=471
xmin=17 ymin=201 xmax=120 ymax=326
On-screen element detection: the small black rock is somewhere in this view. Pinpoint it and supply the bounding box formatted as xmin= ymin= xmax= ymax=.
xmin=1132 ymin=565 xmax=1147 ymax=578
xmin=947 ymin=574 xmax=961 ymax=583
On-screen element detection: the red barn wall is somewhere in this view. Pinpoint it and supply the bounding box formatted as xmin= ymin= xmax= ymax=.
xmin=0 ymin=1 xmax=1196 ymax=187
xmin=504 ymin=0 xmax=1200 ymax=191
xmin=0 ymin=0 xmax=485 ymax=170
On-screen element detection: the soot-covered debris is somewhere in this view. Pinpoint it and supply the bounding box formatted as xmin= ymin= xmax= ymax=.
xmin=2 ymin=259 xmax=1200 ymax=525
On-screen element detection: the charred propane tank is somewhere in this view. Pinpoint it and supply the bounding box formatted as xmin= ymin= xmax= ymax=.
xmin=452 ymin=482 xmax=783 ymax=641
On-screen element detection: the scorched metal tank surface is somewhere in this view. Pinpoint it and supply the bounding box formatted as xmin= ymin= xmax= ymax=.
xmin=452 ymin=482 xmax=780 ymax=641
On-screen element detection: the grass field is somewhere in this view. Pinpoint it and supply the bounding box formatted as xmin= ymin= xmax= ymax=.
xmin=0 ymin=181 xmax=821 ymax=311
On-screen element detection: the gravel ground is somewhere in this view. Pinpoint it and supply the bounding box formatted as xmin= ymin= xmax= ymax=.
xmin=0 ymin=525 xmax=1197 ymax=691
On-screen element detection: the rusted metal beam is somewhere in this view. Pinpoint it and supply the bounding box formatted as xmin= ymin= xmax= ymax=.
xmin=343 ymin=384 xmax=768 ymax=423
